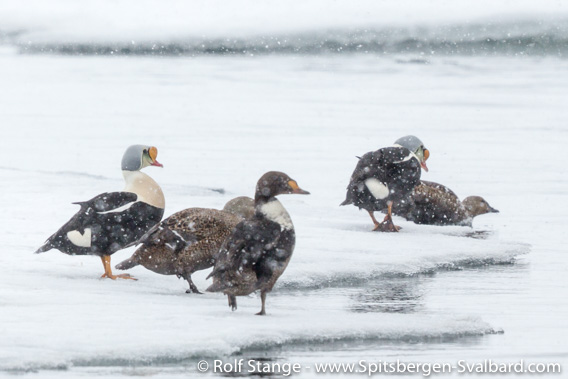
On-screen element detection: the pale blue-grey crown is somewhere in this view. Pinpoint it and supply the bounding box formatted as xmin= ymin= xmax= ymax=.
xmin=394 ymin=135 xmax=425 ymax=154
xmin=121 ymin=145 xmax=149 ymax=171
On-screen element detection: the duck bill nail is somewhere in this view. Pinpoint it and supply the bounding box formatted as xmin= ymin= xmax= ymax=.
xmin=293 ymin=188 xmax=310 ymax=195
xmin=420 ymin=162 xmax=429 ymax=172
xmin=151 ymin=160 xmax=164 ymax=167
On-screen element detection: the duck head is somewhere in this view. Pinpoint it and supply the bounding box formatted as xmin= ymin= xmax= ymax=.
xmin=121 ymin=145 xmax=163 ymax=171
xmin=254 ymin=171 xmax=310 ymax=203
xmin=394 ymin=135 xmax=430 ymax=172
xmin=462 ymin=196 xmax=499 ymax=218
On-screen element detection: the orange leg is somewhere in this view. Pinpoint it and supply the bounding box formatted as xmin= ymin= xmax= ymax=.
xmin=100 ymin=255 xmax=137 ymax=280
xmin=368 ymin=210 xmax=381 ymax=230
xmin=374 ymin=202 xmax=401 ymax=232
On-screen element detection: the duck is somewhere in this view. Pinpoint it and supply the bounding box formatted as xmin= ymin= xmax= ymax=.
xmin=206 ymin=171 xmax=309 ymax=315
xmin=391 ymin=180 xmax=499 ymax=226
xmin=340 ymin=135 xmax=429 ymax=232
xmin=114 ymin=196 xmax=255 ymax=293
xmin=34 ymin=145 xmax=165 ymax=280
xmin=222 ymin=196 xmax=255 ymax=219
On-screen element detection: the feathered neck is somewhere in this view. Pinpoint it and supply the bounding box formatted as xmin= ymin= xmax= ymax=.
xmin=122 ymin=170 xmax=165 ymax=209
xmin=255 ymin=197 xmax=293 ymax=230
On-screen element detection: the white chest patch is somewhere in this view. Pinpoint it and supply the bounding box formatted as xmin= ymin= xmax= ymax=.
xmin=260 ymin=200 xmax=293 ymax=230
xmin=365 ymin=178 xmax=389 ymax=199
xmin=67 ymin=228 xmax=92 ymax=247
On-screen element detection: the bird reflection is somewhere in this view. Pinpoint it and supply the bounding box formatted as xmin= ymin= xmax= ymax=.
xmin=351 ymin=278 xmax=424 ymax=313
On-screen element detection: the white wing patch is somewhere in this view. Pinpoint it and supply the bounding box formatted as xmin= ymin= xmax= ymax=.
xmin=67 ymin=228 xmax=92 ymax=247
xmin=398 ymin=153 xmax=415 ymax=163
xmin=260 ymin=199 xmax=293 ymax=230
xmin=171 ymin=229 xmax=188 ymax=242
xmin=391 ymin=145 xmax=419 ymax=164
xmin=96 ymin=201 xmax=137 ymax=215
xmin=365 ymin=178 xmax=389 ymax=199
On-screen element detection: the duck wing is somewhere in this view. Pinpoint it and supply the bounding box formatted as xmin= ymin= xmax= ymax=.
xmin=115 ymin=210 xmax=199 ymax=273
xmin=340 ymin=151 xmax=385 ymax=206
xmin=175 ymin=209 xmax=242 ymax=271
xmin=342 ymin=147 xmax=416 ymax=207
xmin=206 ymin=218 xmax=282 ymax=290
xmin=36 ymin=191 xmax=164 ymax=255
xmin=73 ymin=192 xmax=138 ymax=213
xmin=413 ymin=182 xmax=460 ymax=207
xmin=35 ymin=192 xmax=138 ymax=254
xmin=420 ymin=180 xmax=460 ymax=198
xmin=120 ymin=208 xmax=242 ymax=274
xmin=124 ymin=208 xmax=200 ymax=250
xmin=408 ymin=182 xmax=465 ymax=225
xmin=349 ymin=151 xmax=385 ymax=184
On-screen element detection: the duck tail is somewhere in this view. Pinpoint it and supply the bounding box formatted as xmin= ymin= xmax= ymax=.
xmin=205 ymin=280 xmax=226 ymax=293
xmin=34 ymin=242 xmax=51 ymax=254
xmin=339 ymin=198 xmax=352 ymax=206
xmin=115 ymin=256 xmax=139 ymax=270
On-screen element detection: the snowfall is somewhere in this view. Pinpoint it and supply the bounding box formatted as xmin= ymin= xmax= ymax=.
xmin=1 ymin=1 xmax=568 ymax=377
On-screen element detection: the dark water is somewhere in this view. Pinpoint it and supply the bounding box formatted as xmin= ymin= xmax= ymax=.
xmin=3 ymin=20 xmax=568 ymax=57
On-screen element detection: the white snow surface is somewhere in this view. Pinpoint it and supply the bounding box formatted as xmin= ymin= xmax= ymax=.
xmin=0 ymin=50 xmax=566 ymax=376
xmin=1 ymin=166 xmax=519 ymax=371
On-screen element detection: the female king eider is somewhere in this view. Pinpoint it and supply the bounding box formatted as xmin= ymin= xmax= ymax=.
xmin=34 ymin=145 xmax=165 ymax=280
xmin=340 ymin=135 xmax=429 ymax=232
xmin=206 ymin=172 xmax=309 ymax=315
xmin=392 ymin=180 xmax=499 ymax=226
xmin=114 ymin=196 xmax=254 ymax=293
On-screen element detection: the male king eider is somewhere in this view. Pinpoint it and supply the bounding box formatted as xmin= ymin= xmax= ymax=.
xmin=34 ymin=145 xmax=165 ymax=280
xmin=115 ymin=196 xmax=254 ymax=293
xmin=206 ymin=172 xmax=309 ymax=315
xmin=391 ymin=180 xmax=499 ymax=226
xmin=340 ymin=135 xmax=429 ymax=232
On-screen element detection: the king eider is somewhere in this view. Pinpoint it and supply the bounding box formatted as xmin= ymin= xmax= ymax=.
xmin=391 ymin=180 xmax=499 ymax=226
xmin=34 ymin=145 xmax=165 ymax=280
xmin=115 ymin=196 xmax=254 ymax=293
xmin=206 ymin=171 xmax=309 ymax=315
xmin=340 ymin=135 xmax=429 ymax=232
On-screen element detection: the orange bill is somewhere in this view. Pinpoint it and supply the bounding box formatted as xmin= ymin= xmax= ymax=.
xmin=288 ymin=180 xmax=310 ymax=195
xmin=149 ymin=146 xmax=163 ymax=167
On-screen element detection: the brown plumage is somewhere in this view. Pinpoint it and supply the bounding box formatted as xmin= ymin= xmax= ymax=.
xmin=222 ymin=196 xmax=255 ymax=219
xmin=391 ymin=180 xmax=499 ymax=226
xmin=115 ymin=197 xmax=253 ymax=293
